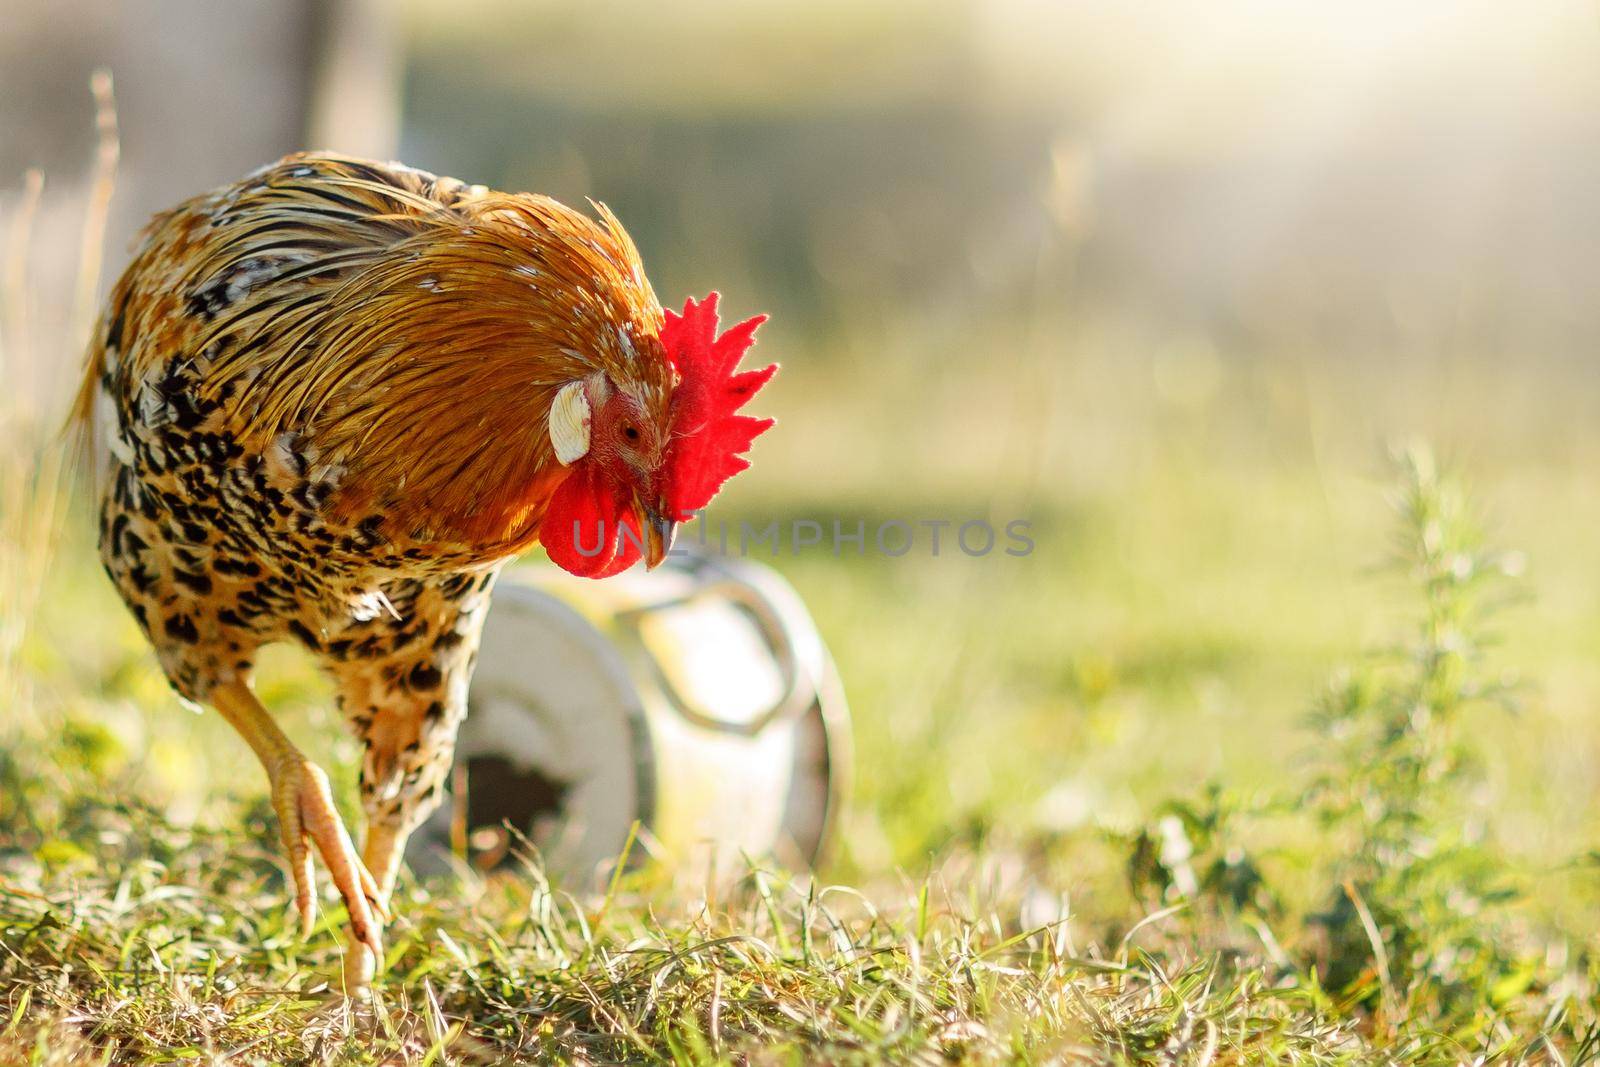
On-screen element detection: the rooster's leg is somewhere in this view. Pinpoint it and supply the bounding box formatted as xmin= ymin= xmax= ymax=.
xmin=341 ymin=803 xmax=435 ymax=992
xmin=360 ymin=821 xmax=408 ymax=906
xmin=210 ymin=681 xmax=389 ymax=990
xmin=325 ymin=573 xmax=493 ymax=990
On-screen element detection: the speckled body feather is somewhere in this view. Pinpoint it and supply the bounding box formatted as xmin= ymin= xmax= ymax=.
xmin=76 ymin=152 xmax=673 ymax=838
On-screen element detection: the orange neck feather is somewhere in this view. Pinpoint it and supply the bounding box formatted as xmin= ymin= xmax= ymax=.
xmin=226 ymin=191 xmax=672 ymax=556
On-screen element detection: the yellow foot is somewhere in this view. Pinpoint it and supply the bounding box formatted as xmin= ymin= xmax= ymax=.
xmin=341 ymin=938 xmax=380 ymax=998
xmin=269 ymin=756 xmax=389 ymax=992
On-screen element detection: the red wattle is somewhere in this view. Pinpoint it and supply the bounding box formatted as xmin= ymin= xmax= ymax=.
xmin=540 ymin=465 xmax=644 ymax=578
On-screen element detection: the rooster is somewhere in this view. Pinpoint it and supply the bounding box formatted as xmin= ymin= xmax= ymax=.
xmin=71 ymin=152 xmax=776 ymax=991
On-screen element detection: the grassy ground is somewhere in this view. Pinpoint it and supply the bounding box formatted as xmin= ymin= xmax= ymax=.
xmin=8 ymin=366 xmax=1600 ymax=1062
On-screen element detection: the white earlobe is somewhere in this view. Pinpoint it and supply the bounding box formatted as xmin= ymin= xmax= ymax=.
xmin=549 ymin=381 xmax=592 ymax=465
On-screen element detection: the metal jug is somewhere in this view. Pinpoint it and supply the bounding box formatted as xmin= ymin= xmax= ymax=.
xmin=407 ymin=551 xmax=849 ymax=886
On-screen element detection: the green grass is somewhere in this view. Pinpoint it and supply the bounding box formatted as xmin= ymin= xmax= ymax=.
xmin=0 ymin=796 xmax=1366 ymax=1064
xmin=6 ymin=432 xmax=1600 ymax=1062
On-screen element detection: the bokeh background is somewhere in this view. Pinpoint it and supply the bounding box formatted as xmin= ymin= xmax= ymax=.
xmin=6 ymin=0 xmax=1600 ymax=922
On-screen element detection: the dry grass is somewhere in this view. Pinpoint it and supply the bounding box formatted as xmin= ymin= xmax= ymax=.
xmin=0 ymin=797 xmax=1366 ymax=1064
xmin=3 ymin=455 xmax=1596 ymax=1064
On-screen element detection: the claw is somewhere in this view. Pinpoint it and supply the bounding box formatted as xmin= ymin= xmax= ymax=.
xmin=277 ymin=807 xmax=318 ymax=937
xmin=209 ymin=683 xmax=392 ymax=996
xmin=268 ymin=756 xmax=387 ymax=987
xmin=359 ymin=864 xmax=391 ymax=923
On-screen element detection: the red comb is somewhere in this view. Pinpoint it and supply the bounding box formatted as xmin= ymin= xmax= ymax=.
xmin=661 ymin=293 xmax=776 ymax=521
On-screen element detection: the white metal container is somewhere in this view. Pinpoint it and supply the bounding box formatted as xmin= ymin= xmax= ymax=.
xmin=408 ymin=551 xmax=849 ymax=886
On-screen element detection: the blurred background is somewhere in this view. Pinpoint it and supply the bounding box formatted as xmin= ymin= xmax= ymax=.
xmin=6 ymin=0 xmax=1600 ymax=918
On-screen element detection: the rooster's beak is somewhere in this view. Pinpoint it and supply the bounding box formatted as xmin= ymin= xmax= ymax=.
xmin=641 ymin=503 xmax=677 ymax=568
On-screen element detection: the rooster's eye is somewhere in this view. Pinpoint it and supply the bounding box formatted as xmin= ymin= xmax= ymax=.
xmin=622 ymin=425 xmax=641 ymax=444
